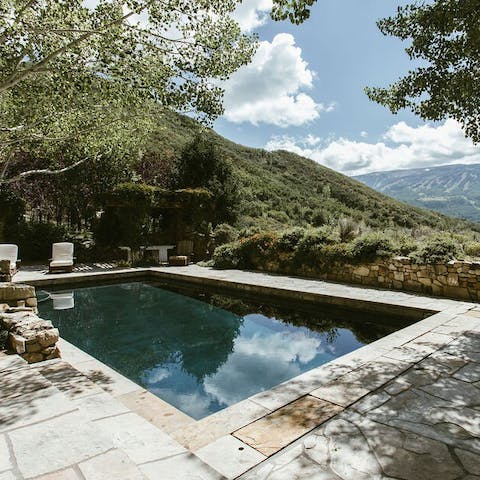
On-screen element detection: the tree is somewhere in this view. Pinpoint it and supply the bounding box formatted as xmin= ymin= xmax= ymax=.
xmin=177 ymin=134 xmax=239 ymax=224
xmin=366 ymin=0 xmax=480 ymax=142
xmin=0 ymin=0 xmax=317 ymax=183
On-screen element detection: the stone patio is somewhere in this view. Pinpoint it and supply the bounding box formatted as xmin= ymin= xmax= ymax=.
xmin=1 ymin=266 xmax=479 ymax=479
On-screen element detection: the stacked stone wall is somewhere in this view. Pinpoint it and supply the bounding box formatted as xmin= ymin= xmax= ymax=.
xmin=294 ymin=257 xmax=480 ymax=301
xmin=0 ymin=283 xmax=60 ymax=363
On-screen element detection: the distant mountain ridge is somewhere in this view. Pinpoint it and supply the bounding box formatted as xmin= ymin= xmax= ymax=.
xmin=355 ymin=163 xmax=480 ymax=222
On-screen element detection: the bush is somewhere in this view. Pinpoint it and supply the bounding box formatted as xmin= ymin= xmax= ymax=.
xmin=296 ymin=226 xmax=337 ymax=254
xmin=0 ymin=189 xmax=25 ymax=241
xmin=412 ymin=235 xmax=463 ymax=264
xmin=237 ymin=232 xmax=279 ymax=268
xmin=8 ymin=221 xmax=67 ymax=261
xmin=337 ymin=217 xmax=360 ymax=242
xmin=95 ymin=183 xmax=155 ymax=248
xmin=277 ymin=228 xmax=306 ymax=252
xmin=212 ymin=242 xmax=241 ymax=268
xmin=350 ymin=232 xmax=396 ymax=262
xmin=397 ymin=235 xmax=418 ymax=256
xmin=292 ymin=226 xmax=338 ymax=266
xmin=310 ymin=208 xmax=329 ymax=227
xmin=213 ymin=223 xmax=238 ymax=247
xmin=464 ymin=242 xmax=480 ymax=258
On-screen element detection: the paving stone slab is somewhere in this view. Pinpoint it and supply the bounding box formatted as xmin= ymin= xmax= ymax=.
xmin=453 ymin=363 xmax=480 ymax=383
xmin=8 ymin=411 xmax=112 ymax=478
xmin=73 ymin=360 xmax=142 ymax=397
xmin=196 ymin=435 xmax=265 ymax=479
xmin=139 ymin=452 xmax=225 ymax=480
xmin=34 ymin=361 xmax=104 ymax=400
xmin=0 ymin=385 xmax=74 ymax=433
xmin=72 ymin=392 xmax=130 ymax=421
xmin=234 ymin=396 xmax=342 ymax=457
xmin=172 ymin=399 xmax=269 ymax=452
xmin=94 ymin=412 xmax=186 ymax=465
xmin=0 ymin=472 xmax=16 ymax=480
xmin=34 ymin=468 xmax=80 ymax=480
xmin=79 ymin=449 xmax=147 ymax=480
xmin=311 ymin=358 xmax=411 ymax=407
xmin=118 ymin=390 xmax=194 ymax=435
xmin=0 ymin=435 xmax=12 ymax=473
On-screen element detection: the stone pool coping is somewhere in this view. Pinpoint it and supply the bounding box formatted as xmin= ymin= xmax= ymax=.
xmin=10 ymin=265 xmax=480 ymax=479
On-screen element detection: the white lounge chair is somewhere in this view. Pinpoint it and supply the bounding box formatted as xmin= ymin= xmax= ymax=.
xmin=49 ymin=242 xmax=75 ymax=273
xmin=0 ymin=244 xmax=20 ymax=278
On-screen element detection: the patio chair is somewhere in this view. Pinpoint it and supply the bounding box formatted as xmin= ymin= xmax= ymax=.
xmin=168 ymin=239 xmax=193 ymax=266
xmin=0 ymin=244 xmax=21 ymax=279
xmin=49 ymin=242 xmax=75 ymax=273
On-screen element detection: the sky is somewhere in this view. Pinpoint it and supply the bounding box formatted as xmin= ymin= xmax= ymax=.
xmin=214 ymin=0 xmax=480 ymax=176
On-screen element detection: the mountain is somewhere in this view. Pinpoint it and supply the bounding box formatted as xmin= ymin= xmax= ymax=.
xmin=146 ymin=112 xmax=479 ymax=233
xmin=355 ymin=164 xmax=480 ymax=223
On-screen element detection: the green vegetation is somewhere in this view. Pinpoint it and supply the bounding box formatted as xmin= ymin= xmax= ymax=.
xmin=3 ymin=109 xmax=480 ymax=262
xmin=212 ymin=224 xmax=478 ymax=273
xmin=366 ymin=0 xmax=480 ymax=142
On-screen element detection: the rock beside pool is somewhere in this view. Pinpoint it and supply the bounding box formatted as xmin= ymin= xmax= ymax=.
xmin=0 ymin=287 xmax=60 ymax=363
xmin=0 ymin=283 xmax=37 ymax=311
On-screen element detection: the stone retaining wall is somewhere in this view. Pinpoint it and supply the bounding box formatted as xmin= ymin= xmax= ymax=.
xmin=296 ymin=257 xmax=480 ymax=301
xmin=0 ymin=283 xmax=60 ymax=363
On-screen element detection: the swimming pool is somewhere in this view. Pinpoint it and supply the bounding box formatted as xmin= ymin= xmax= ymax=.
xmin=39 ymin=281 xmax=412 ymax=419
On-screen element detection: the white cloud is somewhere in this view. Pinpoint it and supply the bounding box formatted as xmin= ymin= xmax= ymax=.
xmin=203 ymin=328 xmax=324 ymax=406
xmin=223 ymin=33 xmax=330 ymax=127
xmin=265 ymin=119 xmax=480 ymax=175
xmin=231 ymin=0 xmax=273 ymax=32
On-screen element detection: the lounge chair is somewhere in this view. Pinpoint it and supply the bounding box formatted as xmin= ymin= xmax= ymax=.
xmin=168 ymin=240 xmax=194 ymax=266
xmin=49 ymin=242 xmax=75 ymax=273
xmin=0 ymin=244 xmax=21 ymax=279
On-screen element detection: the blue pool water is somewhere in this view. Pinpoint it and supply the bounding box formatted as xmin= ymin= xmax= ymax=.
xmin=39 ymin=281 xmax=408 ymax=419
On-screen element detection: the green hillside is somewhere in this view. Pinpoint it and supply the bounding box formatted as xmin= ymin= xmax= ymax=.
xmin=147 ymin=111 xmax=479 ymax=233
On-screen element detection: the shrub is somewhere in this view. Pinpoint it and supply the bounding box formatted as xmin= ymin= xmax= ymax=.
xmin=267 ymin=210 xmax=290 ymax=223
xmin=0 ymin=189 xmax=25 ymax=241
xmin=95 ymin=183 xmax=155 ymax=248
xmin=296 ymin=226 xmax=337 ymax=254
xmin=464 ymin=242 xmax=480 ymax=259
xmin=277 ymin=228 xmax=306 ymax=252
xmin=319 ymin=243 xmax=352 ymax=265
xmin=397 ymin=235 xmax=418 ymax=256
xmin=337 ymin=217 xmax=360 ymax=242
xmin=293 ymin=226 xmax=338 ymax=266
xmin=237 ymin=232 xmax=279 ymax=268
xmin=310 ymin=208 xmax=329 ymax=227
xmin=350 ymin=232 xmax=396 ymax=262
xmin=412 ymin=235 xmax=463 ymax=264
xmin=213 ymin=223 xmax=238 ymax=247
xmin=212 ymin=242 xmax=241 ymax=268
xmin=8 ymin=221 xmax=67 ymax=261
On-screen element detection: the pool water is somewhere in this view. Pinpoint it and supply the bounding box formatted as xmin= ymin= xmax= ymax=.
xmin=39 ymin=281 xmax=410 ymax=419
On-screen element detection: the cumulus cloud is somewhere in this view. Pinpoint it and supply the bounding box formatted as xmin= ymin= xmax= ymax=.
xmin=231 ymin=0 xmax=273 ymax=32
xmin=223 ymin=33 xmax=331 ymax=127
xmin=265 ymin=119 xmax=480 ymax=175
xmin=203 ymin=329 xmax=324 ymax=406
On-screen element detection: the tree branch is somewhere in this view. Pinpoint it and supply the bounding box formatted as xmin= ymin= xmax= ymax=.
xmin=0 ymin=157 xmax=89 ymax=185
xmin=0 ymin=1 xmax=156 ymax=93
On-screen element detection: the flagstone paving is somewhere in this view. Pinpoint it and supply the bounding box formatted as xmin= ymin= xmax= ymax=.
xmin=3 ymin=267 xmax=480 ymax=479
